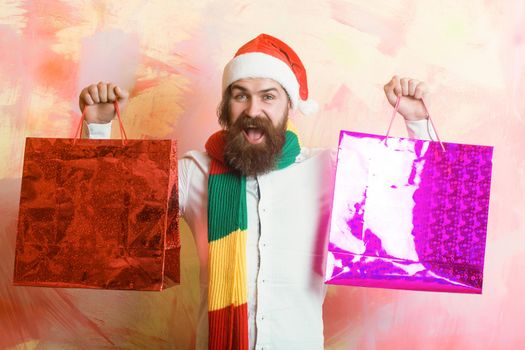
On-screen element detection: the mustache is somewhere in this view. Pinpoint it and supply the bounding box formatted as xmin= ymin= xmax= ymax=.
xmin=230 ymin=114 xmax=273 ymax=130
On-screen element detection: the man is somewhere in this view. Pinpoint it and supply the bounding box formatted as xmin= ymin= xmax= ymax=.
xmin=80 ymin=34 xmax=435 ymax=349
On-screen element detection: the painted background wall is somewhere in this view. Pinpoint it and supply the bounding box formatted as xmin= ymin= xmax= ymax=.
xmin=1 ymin=0 xmax=524 ymax=349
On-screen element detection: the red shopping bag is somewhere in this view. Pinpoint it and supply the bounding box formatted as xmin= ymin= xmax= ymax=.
xmin=14 ymin=103 xmax=179 ymax=290
xmin=324 ymin=97 xmax=493 ymax=293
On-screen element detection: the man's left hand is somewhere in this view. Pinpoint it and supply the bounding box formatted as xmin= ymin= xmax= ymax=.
xmin=383 ymin=76 xmax=429 ymax=121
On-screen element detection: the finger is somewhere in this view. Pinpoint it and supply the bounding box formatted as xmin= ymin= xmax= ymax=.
xmin=107 ymin=83 xmax=117 ymax=102
xmin=98 ymin=82 xmax=108 ymax=103
xmin=88 ymin=85 xmax=100 ymax=103
xmin=80 ymin=88 xmax=95 ymax=105
xmin=401 ymin=78 xmax=409 ymax=96
xmin=414 ymin=82 xmax=428 ymax=99
xmin=114 ymin=86 xmax=129 ymax=100
xmin=392 ymin=75 xmax=402 ymax=96
xmin=79 ymin=89 xmax=95 ymax=110
xmin=408 ymin=79 xmax=418 ymax=96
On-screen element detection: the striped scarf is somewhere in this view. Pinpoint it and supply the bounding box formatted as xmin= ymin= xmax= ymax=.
xmin=205 ymin=127 xmax=301 ymax=349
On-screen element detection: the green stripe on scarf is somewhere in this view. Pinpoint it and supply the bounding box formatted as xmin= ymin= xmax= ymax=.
xmin=208 ymin=174 xmax=247 ymax=241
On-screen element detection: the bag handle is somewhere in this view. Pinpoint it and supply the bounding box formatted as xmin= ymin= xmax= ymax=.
xmin=384 ymin=96 xmax=446 ymax=152
xmin=73 ymin=101 xmax=128 ymax=145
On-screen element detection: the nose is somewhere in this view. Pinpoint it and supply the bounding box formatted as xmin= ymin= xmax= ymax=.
xmin=245 ymin=98 xmax=262 ymax=118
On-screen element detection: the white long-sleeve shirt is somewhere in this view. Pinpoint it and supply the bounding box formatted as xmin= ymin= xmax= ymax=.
xmin=87 ymin=119 xmax=435 ymax=349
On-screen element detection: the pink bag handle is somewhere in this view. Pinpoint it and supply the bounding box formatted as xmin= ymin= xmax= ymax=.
xmin=73 ymin=101 xmax=128 ymax=145
xmin=384 ymin=96 xmax=446 ymax=152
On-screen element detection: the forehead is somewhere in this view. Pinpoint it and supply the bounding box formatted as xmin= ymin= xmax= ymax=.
xmin=230 ymin=78 xmax=286 ymax=93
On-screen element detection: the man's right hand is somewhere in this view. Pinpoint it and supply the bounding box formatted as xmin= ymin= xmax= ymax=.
xmin=79 ymin=82 xmax=129 ymax=124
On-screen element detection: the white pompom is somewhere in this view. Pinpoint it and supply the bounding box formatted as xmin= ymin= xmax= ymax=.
xmin=298 ymin=99 xmax=319 ymax=116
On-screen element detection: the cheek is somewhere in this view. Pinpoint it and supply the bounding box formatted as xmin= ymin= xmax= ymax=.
xmin=228 ymin=103 xmax=243 ymax=125
xmin=230 ymin=101 xmax=245 ymax=115
xmin=268 ymin=103 xmax=289 ymax=127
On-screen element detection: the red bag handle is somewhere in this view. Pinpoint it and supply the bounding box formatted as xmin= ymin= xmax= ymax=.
xmin=73 ymin=101 xmax=128 ymax=145
xmin=384 ymin=96 xmax=446 ymax=152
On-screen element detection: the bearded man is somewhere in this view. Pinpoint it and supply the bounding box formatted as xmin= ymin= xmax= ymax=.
xmin=80 ymin=34 xmax=435 ymax=349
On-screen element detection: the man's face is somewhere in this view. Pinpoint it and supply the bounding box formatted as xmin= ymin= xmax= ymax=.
xmin=221 ymin=78 xmax=291 ymax=176
xmin=228 ymin=78 xmax=290 ymax=135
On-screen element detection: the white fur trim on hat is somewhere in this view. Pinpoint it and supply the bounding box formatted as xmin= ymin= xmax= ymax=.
xmin=298 ymin=99 xmax=318 ymax=116
xmin=222 ymin=52 xmax=300 ymax=109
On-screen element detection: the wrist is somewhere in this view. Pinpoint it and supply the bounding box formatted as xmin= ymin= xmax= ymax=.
xmin=86 ymin=118 xmax=113 ymax=125
xmin=403 ymin=113 xmax=428 ymax=121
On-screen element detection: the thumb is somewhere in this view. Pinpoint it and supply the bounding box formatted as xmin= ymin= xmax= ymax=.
xmin=383 ymin=84 xmax=399 ymax=107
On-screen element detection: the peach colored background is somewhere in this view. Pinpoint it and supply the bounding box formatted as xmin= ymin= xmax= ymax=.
xmin=1 ymin=1 xmax=524 ymax=349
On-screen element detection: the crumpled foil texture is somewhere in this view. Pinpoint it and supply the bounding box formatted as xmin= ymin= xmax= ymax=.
xmin=14 ymin=137 xmax=179 ymax=291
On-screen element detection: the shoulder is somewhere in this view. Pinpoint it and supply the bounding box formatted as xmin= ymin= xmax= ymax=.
xmin=296 ymin=147 xmax=337 ymax=167
xmin=180 ymin=150 xmax=211 ymax=174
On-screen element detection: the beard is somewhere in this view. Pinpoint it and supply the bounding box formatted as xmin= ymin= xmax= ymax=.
xmin=224 ymin=113 xmax=288 ymax=176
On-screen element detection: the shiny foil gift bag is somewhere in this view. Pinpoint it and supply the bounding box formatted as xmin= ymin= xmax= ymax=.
xmin=14 ymin=108 xmax=179 ymax=291
xmin=324 ymin=103 xmax=493 ymax=294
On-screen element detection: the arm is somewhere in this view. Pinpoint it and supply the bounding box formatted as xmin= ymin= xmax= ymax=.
xmin=404 ymin=119 xmax=437 ymax=141
xmin=85 ymin=122 xmax=112 ymax=139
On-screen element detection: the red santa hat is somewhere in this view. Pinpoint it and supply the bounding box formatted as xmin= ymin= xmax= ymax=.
xmin=222 ymin=33 xmax=318 ymax=115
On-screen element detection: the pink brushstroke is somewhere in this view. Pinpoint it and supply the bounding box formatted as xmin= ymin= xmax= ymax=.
xmin=325 ymin=84 xmax=351 ymax=112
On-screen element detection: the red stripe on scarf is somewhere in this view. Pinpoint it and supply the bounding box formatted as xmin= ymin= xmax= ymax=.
xmin=206 ymin=131 xmax=230 ymax=175
xmin=209 ymin=303 xmax=249 ymax=350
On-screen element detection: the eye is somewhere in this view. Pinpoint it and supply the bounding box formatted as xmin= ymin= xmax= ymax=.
xmin=263 ymin=94 xmax=275 ymax=101
xmin=233 ymin=93 xmax=247 ymax=101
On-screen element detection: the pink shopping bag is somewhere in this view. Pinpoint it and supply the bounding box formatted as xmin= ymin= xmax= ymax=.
xmin=324 ymin=97 xmax=493 ymax=293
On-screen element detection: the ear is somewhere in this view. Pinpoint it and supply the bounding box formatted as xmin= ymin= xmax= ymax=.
xmin=289 ymin=106 xmax=298 ymax=118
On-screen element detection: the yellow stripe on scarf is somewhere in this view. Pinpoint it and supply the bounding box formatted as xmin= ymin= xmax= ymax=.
xmin=286 ymin=119 xmax=302 ymax=148
xmin=208 ymin=229 xmax=248 ymax=311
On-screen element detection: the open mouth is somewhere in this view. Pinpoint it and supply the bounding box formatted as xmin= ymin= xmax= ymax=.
xmin=242 ymin=126 xmax=265 ymax=144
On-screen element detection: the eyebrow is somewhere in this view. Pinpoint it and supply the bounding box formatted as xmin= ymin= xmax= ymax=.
xmin=230 ymin=85 xmax=280 ymax=94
